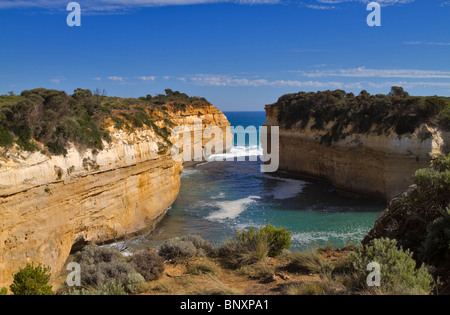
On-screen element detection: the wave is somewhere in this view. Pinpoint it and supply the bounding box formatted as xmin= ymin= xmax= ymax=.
xmin=211 ymin=192 xmax=226 ymax=200
xmin=262 ymin=175 xmax=309 ymax=200
xmin=291 ymin=229 xmax=367 ymax=247
xmin=208 ymin=145 xmax=263 ymax=161
xmin=180 ymin=168 xmax=200 ymax=178
xmin=206 ymin=195 xmax=261 ymax=221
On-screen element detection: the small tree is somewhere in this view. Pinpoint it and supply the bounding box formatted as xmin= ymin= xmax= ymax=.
xmin=389 ymin=86 xmax=409 ymax=98
xmin=9 ymin=263 xmax=53 ymax=295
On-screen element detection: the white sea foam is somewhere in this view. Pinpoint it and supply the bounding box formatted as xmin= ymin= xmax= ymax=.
xmin=263 ymin=175 xmax=309 ymax=200
xmin=208 ymin=146 xmax=263 ymax=161
xmin=180 ymin=168 xmax=200 ymax=178
xmin=211 ymin=192 xmax=227 ymax=199
xmin=206 ymin=196 xmax=260 ymax=221
xmin=291 ymin=229 xmax=367 ymax=246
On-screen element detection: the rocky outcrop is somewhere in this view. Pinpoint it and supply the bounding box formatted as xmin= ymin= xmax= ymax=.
xmin=265 ymin=104 xmax=450 ymax=201
xmin=0 ymin=104 xmax=231 ymax=287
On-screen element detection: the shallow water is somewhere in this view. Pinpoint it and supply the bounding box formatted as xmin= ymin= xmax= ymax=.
xmin=121 ymin=112 xmax=385 ymax=253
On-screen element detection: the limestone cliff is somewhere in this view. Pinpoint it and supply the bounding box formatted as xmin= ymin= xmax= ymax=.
xmin=0 ymin=103 xmax=231 ymax=287
xmin=265 ymin=103 xmax=450 ymax=201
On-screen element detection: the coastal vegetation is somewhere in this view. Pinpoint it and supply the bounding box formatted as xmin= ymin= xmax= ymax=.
xmin=8 ymin=263 xmax=53 ymax=296
xmin=1 ymin=215 xmax=443 ymax=295
xmin=365 ymin=153 xmax=450 ymax=293
xmin=274 ymin=87 xmax=450 ymax=145
xmin=0 ymin=88 xmax=211 ymax=155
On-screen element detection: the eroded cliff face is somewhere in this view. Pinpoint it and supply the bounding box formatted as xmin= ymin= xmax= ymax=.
xmin=0 ymin=104 xmax=231 ymax=287
xmin=265 ymin=104 xmax=450 ymax=202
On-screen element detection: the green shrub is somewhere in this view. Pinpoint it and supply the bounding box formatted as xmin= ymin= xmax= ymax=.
xmin=69 ymin=281 xmax=128 ymax=295
xmin=129 ymin=251 xmax=165 ymax=281
xmin=284 ymin=280 xmax=344 ymax=296
xmin=433 ymin=154 xmax=450 ymax=172
xmin=258 ymin=225 xmax=292 ymax=257
xmin=0 ymin=125 xmax=14 ymax=147
xmin=419 ymin=207 xmax=450 ymax=263
xmin=218 ymin=225 xmax=292 ymax=268
xmin=233 ymin=225 xmax=292 ymax=258
xmin=287 ymin=250 xmax=334 ymax=276
xmin=414 ymin=168 xmax=450 ymax=191
xmin=220 ymin=235 xmax=270 ymax=268
xmin=124 ymin=273 xmax=147 ymax=294
xmin=0 ymin=287 xmax=7 ymax=295
xmin=95 ymin=281 xmax=128 ymax=295
xmin=348 ymin=238 xmax=434 ymax=295
xmin=9 ymin=263 xmax=53 ymax=295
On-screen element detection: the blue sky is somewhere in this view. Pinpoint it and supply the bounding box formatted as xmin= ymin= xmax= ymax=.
xmin=1 ymin=0 xmax=449 ymax=111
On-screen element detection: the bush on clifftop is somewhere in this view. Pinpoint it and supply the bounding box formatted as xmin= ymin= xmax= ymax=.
xmin=274 ymin=87 xmax=450 ymax=145
xmin=0 ymin=88 xmax=211 ymax=155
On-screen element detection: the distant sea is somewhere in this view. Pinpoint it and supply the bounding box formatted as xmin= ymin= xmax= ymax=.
xmin=120 ymin=111 xmax=385 ymax=252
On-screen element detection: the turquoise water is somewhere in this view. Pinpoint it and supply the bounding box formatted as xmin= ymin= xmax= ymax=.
xmin=127 ymin=112 xmax=385 ymax=252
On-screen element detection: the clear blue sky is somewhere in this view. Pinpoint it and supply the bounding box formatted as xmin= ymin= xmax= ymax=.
xmin=1 ymin=0 xmax=449 ymax=111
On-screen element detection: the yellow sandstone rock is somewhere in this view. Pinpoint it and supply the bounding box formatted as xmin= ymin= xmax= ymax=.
xmin=0 ymin=104 xmax=231 ymax=287
xmin=264 ymin=104 xmax=450 ymax=202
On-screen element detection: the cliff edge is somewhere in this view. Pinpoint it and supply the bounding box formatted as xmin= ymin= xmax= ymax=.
xmin=0 ymin=89 xmax=231 ymax=287
xmin=264 ymin=88 xmax=450 ymax=201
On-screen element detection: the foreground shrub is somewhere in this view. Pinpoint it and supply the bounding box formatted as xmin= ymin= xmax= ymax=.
xmin=219 ymin=225 xmax=292 ymax=268
xmin=180 ymin=235 xmax=218 ymax=257
xmin=188 ymin=260 xmax=219 ymax=276
xmin=365 ymin=155 xmax=450 ymax=291
xmin=9 ymin=263 xmax=53 ymax=295
xmin=433 ymin=154 xmax=450 ymax=172
xmin=348 ymin=238 xmax=434 ymax=295
xmin=236 ymin=261 xmax=275 ymax=280
xmin=69 ymin=281 xmax=128 ymax=296
xmin=75 ymin=244 xmax=122 ymax=266
xmin=244 ymin=225 xmax=292 ymax=257
xmin=284 ymin=279 xmax=345 ymax=296
xmin=130 ymin=251 xmax=165 ymax=281
xmin=158 ymin=238 xmax=197 ymax=263
xmin=124 ymin=273 xmax=147 ymax=294
xmin=75 ymin=244 xmax=146 ymax=294
xmin=81 ymin=260 xmax=136 ymax=288
xmin=0 ymin=287 xmax=7 ymax=295
xmin=287 ymin=250 xmax=334 ymax=276
xmin=158 ymin=235 xmax=216 ymax=263
xmin=419 ymin=207 xmax=450 ymax=263
xmin=219 ymin=233 xmax=271 ymax=268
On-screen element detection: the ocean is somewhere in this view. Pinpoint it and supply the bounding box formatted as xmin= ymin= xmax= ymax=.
xmin=121 ymin=111 xmax=385 ymax=252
